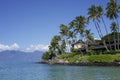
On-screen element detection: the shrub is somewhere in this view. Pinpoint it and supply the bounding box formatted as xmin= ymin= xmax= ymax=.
xmin=87 ymin=54 xmax=114 ymax=63
xmin=87 ymin=50 xmax=97 ymax=55
xmin=42 ymin=52 xmax=50 ymax=60
xmin=114 ymin=54 xmax=120 ymax=62
xmin=57 ymin=53 xmax=74 ymax=59
xmin=81 ymin=56 xmax=89 ymax=62
xmin=68 ymin=55 xmax=80 ymax=63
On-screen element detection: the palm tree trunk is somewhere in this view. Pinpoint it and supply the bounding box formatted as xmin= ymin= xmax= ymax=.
xmin=96 ymin=22 xmax=103 ymax=37
xmin=114 ymin=32 xmax=117 ymax=50
xmin=94 ymin=21 xmax=109 ymax=52
xmin=94 ymin=21 xmax=102 ymax=38
xmin=101 ymin=17 xmax=112 ymax=50
xmin=116 ymin=18 xmax=120 ymax=50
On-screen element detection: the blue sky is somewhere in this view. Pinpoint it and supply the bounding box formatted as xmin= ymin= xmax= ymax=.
xmin=0 ymin=0 xmax=117 ymax=51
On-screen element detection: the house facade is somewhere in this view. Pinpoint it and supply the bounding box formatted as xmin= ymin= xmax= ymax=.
xmin=72 ymin=40 xmax=85 ymax=49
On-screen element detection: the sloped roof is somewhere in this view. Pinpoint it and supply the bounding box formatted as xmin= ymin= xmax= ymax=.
xmin=73 ymin=40 xmax=85 ymax=45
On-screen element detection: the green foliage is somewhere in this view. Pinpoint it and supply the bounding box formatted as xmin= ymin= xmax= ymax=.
xmin=42 ymin=52 xmax=50 ymax=60
xmin=81 ymin=56 xmax=89 ymax=62
xmin=57 ymin=53 xmax=74 ymax=59
xmin=87 ymin=50 xmax=98 ymax=55
xmin=87 ymin=54 xmax=114 ymax=63
xmin=102 ymin=32 xmax=120 ymax=42
xmin=114 ymin=54 xmax=120 ymax=62
xmin=68 ymin=55 xmax=80 ymax=63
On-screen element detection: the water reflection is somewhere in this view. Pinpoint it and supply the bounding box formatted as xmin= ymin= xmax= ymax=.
xmin=1 ymin=62 xmax=120 ymax=80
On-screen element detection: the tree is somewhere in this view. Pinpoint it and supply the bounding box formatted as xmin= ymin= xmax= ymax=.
xmin=88 ymin=5 xmax=109 ymax=51
xmin=60 ymin=40 xmax=66 ymax=54
xmin=97 ymin=6 xmax=112 ymax=50
xmin=110 ymin=22 xmax=118 ymax=50
xmin=106 ymin=0 xmax=120 ymax=50
xmin=67 ymin=31 xmax=76 ymax=52
xmin=84 ymin=29 xmax=94 ymax=43
xmin=42 ymin=51 xmax=50 ymax=60
xmin=73 ymin=16 xmax=88 ymax=40
xmin=84 ymin=29 xmax=94 ymax=51
xmin=48 ymin=35 xmax=61 ymax=58
xmin=59 ymin=24 xmax=69 ymax=52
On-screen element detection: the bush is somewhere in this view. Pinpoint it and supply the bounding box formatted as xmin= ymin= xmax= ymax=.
xmin=81 ymin=56 xmax=89 ymax=62
xmin=68 ymin=55 xmax=80 ymax=63
xmin=87 ymin=50 xmax=98 ymax=55
xmin=87 ymin=54 xmax=114 ymax=63
xmin=42 ymin=52 xmax=50 ymax=60
xmin=103 ymin=51 xmax=120 ymax=54
xmin=114 ymin=54 xmax=120 ymax=62
xmin=57 ymin=53 xmax=75 ymax=59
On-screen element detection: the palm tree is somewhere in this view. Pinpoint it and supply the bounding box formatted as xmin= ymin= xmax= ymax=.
xmin=49 ymin=35 xmax=61 ymax=56
xmin=97 ymin=6 xmax=112 ymax=50
xmin=60 ymin=40 xmax=66 ymax=54
xmin=84 ymin=29 xmax=94 ymax=43
xmin=84 ymin=29 xmax=94 ymax=51
xmin=69 ymin=21 xmax=78 ymax=42
xmin=88 ymin=5 xmax=109 ymax=51
xmin=110 ymin=22 xmax=118 ymax=50
xmin=59 ymin=24 xmax=69 ymax=52
xmin=73 ymin=16 xmax=88 ymax=40
xmin=88 ymin=5 xmax=102 ymax=38
xmin=106 ymin=0 xmax=120 ymax=50
xmin=67 ymin=31 xmax=76 ymax=52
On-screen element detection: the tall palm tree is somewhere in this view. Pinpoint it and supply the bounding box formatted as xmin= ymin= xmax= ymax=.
xmin=60 ymin=40 xmax=66 ymax=54
xmin=88 ymin=5 xmax=109 ymax=51
xmin=110 ymin=22 xmax=118 ymax=50
xmin=67 ymin=31 xmax=76 ymax=52
xmin=84 ymin=29 xmax=94 ymax=43
xmin=106 ymin=0 xmax=120 ymax=50
xmin=59 ymin=24 xmax=69 ymax=52
xmin=97 ymin=6 xmax=112 ymax=50
xmin=88 ymin=5 xmax=102 ymax=38
xmin=69 ymin=21 xmax=78 ymax=42
xmin=50 ymin=35 xmax=61 ymax=56
xmin=73 ymin=16 xmax=88 ymax=40
xmin=84 ymin=29 xmax=94 ymax=51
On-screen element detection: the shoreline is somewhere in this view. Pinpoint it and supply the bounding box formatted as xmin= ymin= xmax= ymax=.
xmin=39 ymin=60 xmax=120 ymax=66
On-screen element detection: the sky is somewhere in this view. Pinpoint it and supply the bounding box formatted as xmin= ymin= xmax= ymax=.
xmin=0 ymin=0 xmax=119 ymax=52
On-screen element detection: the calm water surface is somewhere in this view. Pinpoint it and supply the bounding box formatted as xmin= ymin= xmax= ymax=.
xmin=0 ymin=61 xmax=120 ymax=80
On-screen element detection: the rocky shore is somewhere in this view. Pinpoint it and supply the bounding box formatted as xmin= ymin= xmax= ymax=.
xmin=39 ymin=60 xmax=120 ymax=66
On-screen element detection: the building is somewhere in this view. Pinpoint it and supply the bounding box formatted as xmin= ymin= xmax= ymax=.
xmin=72 ymin=40 xmax=85 ymax=49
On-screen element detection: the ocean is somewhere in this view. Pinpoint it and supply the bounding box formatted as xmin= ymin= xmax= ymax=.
xmin=0 ymin=51 xmax=120 ymax=80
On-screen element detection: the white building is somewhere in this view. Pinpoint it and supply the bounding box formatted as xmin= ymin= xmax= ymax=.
xmin=72 ymin=40 xmax=85 ymax=49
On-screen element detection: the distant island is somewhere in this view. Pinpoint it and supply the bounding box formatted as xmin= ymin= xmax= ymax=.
xmin=41 ymin=0 xmax=120 ymax=66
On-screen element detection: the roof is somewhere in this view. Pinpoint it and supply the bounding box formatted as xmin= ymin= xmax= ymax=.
xmin=72 ymin=40 xmax=85 ymax=45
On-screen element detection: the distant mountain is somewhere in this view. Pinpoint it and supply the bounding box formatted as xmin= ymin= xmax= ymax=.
xmin=0 ymin=50 xmax=43 ymax=62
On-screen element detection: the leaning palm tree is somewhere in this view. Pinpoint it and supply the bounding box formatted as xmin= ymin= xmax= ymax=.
xmin=50 ymin=35 xmax=61 ymax=55
xmin=69 ymin=21 xmax=78 ymax=42
xmin=106 ymin=0 xmax=120 ymax=50
xmin=73 ymin=16 xmax=88 ymax=40
xmin=67 ymin=31 xmax=76 ymax=52
xmin=88 ymin=5 xmax=109 ymax=51
xmin=88 ymin=5 xmax=102 ymax=38
xmin=97 ymin=6 xmax=112 ymax=50
xmin=84 ymin=29 xmax=94 ymax=43
xmin=73 ymin=15 xmax=88 ymax=56
xmin=59 ymin=24 xmax=69 ymax=52
xmin=84 ymin=29 xmax=94 ymax=51
xmin=110 ymin=22 xmax=118 ymax=50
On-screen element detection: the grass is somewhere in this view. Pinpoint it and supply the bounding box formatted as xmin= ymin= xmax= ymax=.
xmin=56 ymin=53 xmax=120 ymax=63
xmin=87 ymin=54 xmax=114 ymax=63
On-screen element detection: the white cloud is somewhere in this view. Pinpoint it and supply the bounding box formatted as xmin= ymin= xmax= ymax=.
xmin=0 ymin=43 xmax=49 ymax=52
xmin=26 ymin=44 xmax=49 ymax=52
xmin=0 ymin=43 xmax=20 ymax=51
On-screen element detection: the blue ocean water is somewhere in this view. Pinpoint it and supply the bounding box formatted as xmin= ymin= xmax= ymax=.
xmin=0 ymin=51 xmax=120 ymax=80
